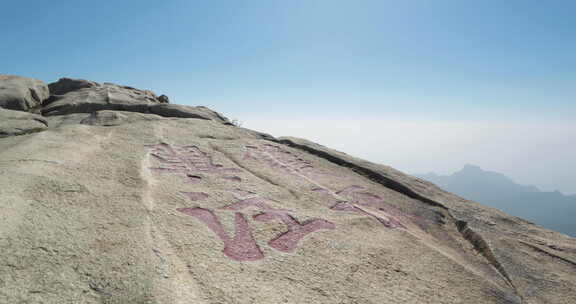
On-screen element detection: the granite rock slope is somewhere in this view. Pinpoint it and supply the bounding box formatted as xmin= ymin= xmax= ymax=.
xmin=0 ymin=75 xmax=575 ymax=304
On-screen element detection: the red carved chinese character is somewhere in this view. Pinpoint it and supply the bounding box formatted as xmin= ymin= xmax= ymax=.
xmin=222 ymin=196 xmax=335 ymax=253
xmin=242 ymin=144 xmax=332 ymax=180
xmin=177 ymin=207 xmax=264 ymax=261
xmin=221 ymin=176 xmax=242 ymax=182
xmin=331 ymin=202 xmax=404 ymax=229
xmin=146 ymin=143 xmax=241 ymax=183
xmin=330 ymin=185 xmax=428 ymax=230
xmin=242 ymin=145 xmax=259 ymax=160
xmin=180 ymin=191 xmax=209 ymax=201
xmin=255 ymin=212 xmax=336 ymax=252
xmin=336 ymin=185 xmax=384 ymax=207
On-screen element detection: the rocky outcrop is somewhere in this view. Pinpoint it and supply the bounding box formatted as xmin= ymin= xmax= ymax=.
xmin=0 ymin=108 xmax=48 ymax=137
xmin=47 ymin=77 xmax=99 ymax=96
xmin=0 ymin=75 xmax=49 ymax=112
xmin=40 ymin=77 xmax=229 ymax=123
xmin=42 ymin=79 xmax=168 ymax=116
xmin=0 ymin=75 xmax=574 ymax=304
xmin=0 ymin=75 xmax=230 ymax=126
xmin=149 ymin=104 xmax=231 ymax=124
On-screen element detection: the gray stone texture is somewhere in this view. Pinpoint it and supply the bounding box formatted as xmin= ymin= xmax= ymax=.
xmin=0 ymin=74 xmax=50 ymax=112
xmin=149 ymin=104 xmax=230 ymax=123
xmin=48 ymin=77 xmax=98 ymax=95
xmin=0 ymin=75 xmax=575 ymax=304
xmin=42 ymin=79 xmax=168 ymax=116
xmin=42 ymin=78 xmax=229 ymax=124
xmin=0 ymin=107 xmax=48 ymax=137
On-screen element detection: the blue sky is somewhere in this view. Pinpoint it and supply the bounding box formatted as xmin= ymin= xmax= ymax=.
xmin=2 ymin=1 xmax=575 ymax=192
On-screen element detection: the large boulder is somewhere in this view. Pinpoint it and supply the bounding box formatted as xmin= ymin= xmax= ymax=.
xmin=0 ymin=107 xmax=48 ymax=137
xmin=1 ymin=76 xmax=575 ymax=304
xmin=42 ymin=78 xmax=168 ymax=116
xmin=48 ymin=77 xmax=98 ymax=95
xmin=0 ymin=75 xmax=49 ymax=112
xmin=42 ymin=78 xmax=231 ymax=124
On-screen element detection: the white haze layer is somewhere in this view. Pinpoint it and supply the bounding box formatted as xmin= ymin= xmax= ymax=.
xmin=243 ymin=117 xmax=576 ymax=195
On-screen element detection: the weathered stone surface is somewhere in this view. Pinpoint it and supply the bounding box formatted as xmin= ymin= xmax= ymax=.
xmin=48 ymin=77 xmax=98 ymax=95
xmin=0 ymin=107 xmax=48 ymax=137
xmin=41 ymin=79 xmax=228 ymax=124
xmin=149 ymin=104 xmax=230 ymax=123
xmin=79 ymin=110 xmax=163 ymax=127
xmin=1 ymin=76 xmax=575 ymax=304
xmin=0 ymin=75 xmax=49 ymax=112
xmin=277 ymin=136 xmax=576 ymax=304
xmin=42 ymin=79 xmax=168 ymax=116
xmin=45 ymin=112 xmax=160 ymax=129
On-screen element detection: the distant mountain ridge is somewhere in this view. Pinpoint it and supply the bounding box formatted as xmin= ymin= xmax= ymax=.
xmin=416 ymin=164 xmax=576 ymax=237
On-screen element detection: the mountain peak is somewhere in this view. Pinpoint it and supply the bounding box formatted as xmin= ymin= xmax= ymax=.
xmin=417 ymin=164 xmax=576 ymax=238
xmin=462 ymin=164 xmax=483 ymax=171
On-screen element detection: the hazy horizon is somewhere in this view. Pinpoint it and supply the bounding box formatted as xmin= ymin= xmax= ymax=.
xmin=415 ymin=164 xmax=576 ymax=237
xmin=2 ymin=1 xmax=574 ymax=195
xmin=242 ymin=117 xmax=576 ymax=195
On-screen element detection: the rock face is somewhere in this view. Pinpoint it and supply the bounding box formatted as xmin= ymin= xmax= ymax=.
xmin=0 ymin=108 xmax=48 ymax=137
xmin=42 ymin=78 xmax=168 ymax=116
xmin=40 ymin=77 xmax=228 ymax=123
xmin=48 ymin=77 xmax=99 ymax=96
xmin=149 ymin=104 xmax=231 ymax=124
xmin=1 ymin=75 xmax=575 ymax=304
xmin=0 ymin=75 xmax=50 ymax=112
